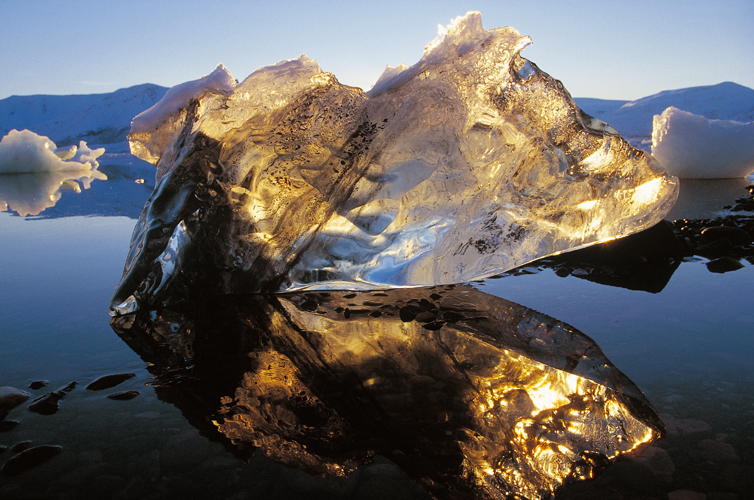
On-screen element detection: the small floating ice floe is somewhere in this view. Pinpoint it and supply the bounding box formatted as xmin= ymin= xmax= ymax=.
xmin=651 ymin=107 xmax=754 ymax=178
xmin=0 ymin=129 xmax=107 ymax=215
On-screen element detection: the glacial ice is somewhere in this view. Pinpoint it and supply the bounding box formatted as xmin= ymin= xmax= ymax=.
xmin=0 ymin=129 xmax=107 ymax=215
xmin=111 ymin=12 xmax=678 ymax=313
xmin=0 ymin=129 xmax=105 ymax=173
xmin=652 ymin=106 xmax=754 ymax=178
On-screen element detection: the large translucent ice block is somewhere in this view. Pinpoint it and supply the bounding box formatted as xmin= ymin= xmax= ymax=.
xmin=112 ymin=12 xmax=677 ymax=313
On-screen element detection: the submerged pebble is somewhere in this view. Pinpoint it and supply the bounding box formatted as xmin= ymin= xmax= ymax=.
xmin=107 ymin=390 xmax=140 ymax=400
xmin=86 ymin=373 xmax=136 ymax=391
xmin=1 ymin=445 xmax=62 ymax=476
xmin=28 ymin=381 xmax=77 ymax=415
xmin=28 ymin=380 xmax=49 ymax=390
xmin=28 ymin=392 xmax=63 ymax=415
xmin=11 ymin=441 xmax=33 ymax=453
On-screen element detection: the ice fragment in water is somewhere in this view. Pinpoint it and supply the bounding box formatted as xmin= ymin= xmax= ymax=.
xmin=651 ymin=106 xmax=754 ymax=178
xmin=0 ymin=129 xmax=107 ymax=216
xmin=111 ymin=11 xmax=678 ymax=313
xmin=0 ymin=129 xmax=105 ymax=173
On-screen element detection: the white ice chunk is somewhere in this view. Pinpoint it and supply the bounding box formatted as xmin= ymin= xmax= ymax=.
xmin=651 ymin=106 xmax=754 ymax=178
xmin=129 ymin=64 xmax=237 ymax=164
xmin=0 ymin=129 xmax=105 ymax=174
xmin=131 ymin=64 xmax=237 ymax=133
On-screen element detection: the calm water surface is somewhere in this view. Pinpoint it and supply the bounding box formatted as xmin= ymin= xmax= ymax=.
xmin=1 ymin=171 xmax=753 ymax=499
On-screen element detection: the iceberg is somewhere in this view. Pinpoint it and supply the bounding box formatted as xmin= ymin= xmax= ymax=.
xmin=651 ymin=106 xmax=754 ymax=178
xmin=0 ymin=129 xmax=105 ymax=173
xmin=0 ymin=129 xmax=107 ymax=216
xmin=111 ymin=12 xmax=678 ymax=313
xmin=111 ymin=286 xmax=664 ymax=500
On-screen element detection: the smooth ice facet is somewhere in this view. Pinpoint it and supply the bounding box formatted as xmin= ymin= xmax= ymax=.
xmin=112 ymin=12 xmax=678 ymax=312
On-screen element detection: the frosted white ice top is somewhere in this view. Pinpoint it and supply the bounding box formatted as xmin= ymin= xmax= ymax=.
xmin=0 ymin=129 xmax=105 ymax=174
xmin=131 ymin=64 xmax=237 ymax=133
xmin=652 ymin=107 xmax=754 ymax=178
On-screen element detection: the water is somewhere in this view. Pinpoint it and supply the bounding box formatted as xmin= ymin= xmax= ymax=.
xmin=1 ymin=168 xmax=753 ymax=499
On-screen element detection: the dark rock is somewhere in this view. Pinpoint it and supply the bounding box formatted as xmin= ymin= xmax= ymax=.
xmin=600 ymin=458 xmax=662 ymax=495
xmin=28 ymin=381 xmax=77 ymax=415
xmin=701 ymin=225 xmax=752 ymax=246
xmin=11 ymin=441 xmax=32 ymax=453
xmin=107 ymin=391 xmax=140 ymax=401
xmin=0 ymin=386 xmax=31 ymax=419
xmin=0 ymin=420 xmax=19 ymax=432
xmin=706 ymin=256 xmax=745 ymax=274
xmin=85 ymin=373 xmax=136 ymax=391
xmin=662 ymin=416 xmax=712 ymax=436
xmin=28 ymin=392 xmax=63 ymax=415
xmin=694 ymin=238 xmax=733 ymax=258
xmin=1 ymin=445 xmax=63 ymax=476
xmin=0 ymin=445 xmax=6 ymax=453
xmin=625 ymin=444 xmax=676 ymax=485
xmin=28 ymin=380 xmax=49 ymax=390
xmin=697 ymin=439 xmax=739 ymax=462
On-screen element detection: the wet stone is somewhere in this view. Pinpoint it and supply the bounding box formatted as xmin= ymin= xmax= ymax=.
xmin=625 ymin=444 xmax=676 ymax=485
xmin=701 ymin=226 xmax=752 ymax=246
xmin=697 ymin=439 xmax=740 ymax=462
xmin=28 ymin=380 xmax=49 ymax=390
xmin=0 ymin=386 xmax=30 ymax=418
xmin=107 ymin=390 xmax=140 ymax=401
xmin=663 ymin=416 xmax=712 ymax=436
xmin=28 ymin=393 xmax=63 ymax=415
xmin=601 ymin=459 xmax=662 ymax=495
xmin=11 ymin=441 xmax=32 ymax=453
xmin=1 ymin=445 xmax=62 ymax=476
xmin=706 ymin=256 xmax=745 ymax=274
xmin=86 ymin=373 xmax=136 ymax=391
xmin=28 ymin=381 xmax=77 ymax=415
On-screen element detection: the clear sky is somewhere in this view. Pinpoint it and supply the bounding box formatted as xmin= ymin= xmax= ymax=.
xmin=1 ymin=0 xmax=752 ymax=101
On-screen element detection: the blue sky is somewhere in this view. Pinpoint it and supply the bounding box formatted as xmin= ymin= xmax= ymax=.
xmin=1 ymin=0 xmax=752 ymax=100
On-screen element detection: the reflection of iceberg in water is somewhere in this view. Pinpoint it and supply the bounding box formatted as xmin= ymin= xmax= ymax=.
xmin=111 ymin=12 xmax=678 ymax=313
xmin=0 ymin=169 xmax=107 ymax=216
xmin=111 ymin=285 xmax=663 ymax=500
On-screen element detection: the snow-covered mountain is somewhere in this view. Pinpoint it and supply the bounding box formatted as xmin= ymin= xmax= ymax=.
xmin=575 ymin=82 xmax=754 ymax=149
xmin=1 ymin=80 xmax=752 ymax=218
xmin=0 ymin=84 xmax=168 ymax=149
xmin=2 ymin=80 xmax=751 ymax=154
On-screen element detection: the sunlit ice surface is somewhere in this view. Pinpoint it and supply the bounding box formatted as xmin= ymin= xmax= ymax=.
xmin=652 ymin=107 xmax=754 ymax=179
xmin=110 ymin=285 xmax=664 ymax=500
xmin=111 ymin=11 xmax=678 ymax=314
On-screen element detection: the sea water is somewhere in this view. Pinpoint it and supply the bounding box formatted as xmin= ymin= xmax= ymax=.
xmin=1 ymin=176 xmax=753 ymax=499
